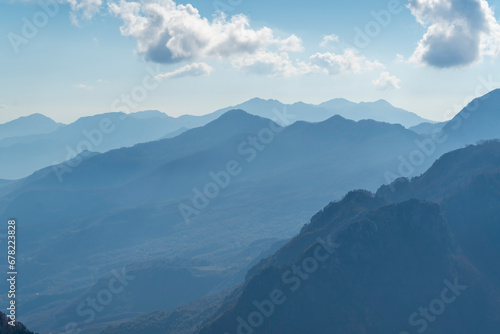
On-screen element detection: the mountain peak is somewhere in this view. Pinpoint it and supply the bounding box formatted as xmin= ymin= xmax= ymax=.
xmin=246 ymin=97 xmax=281 ymax=104
xmin=129 ymin=110 xmax=171 ymax=119
xmin=214 ymin=109 xmax=274 ymax=125
xmin=371 ymin=99 xmax=393 ymax=106
xmin=1 ymin=113 xmax=58 ymax=126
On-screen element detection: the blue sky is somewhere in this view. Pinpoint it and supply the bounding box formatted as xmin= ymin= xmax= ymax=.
xmin=1 ymin=0 xmax=500 ymax=123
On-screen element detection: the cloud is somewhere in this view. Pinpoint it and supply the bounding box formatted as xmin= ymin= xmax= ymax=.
xmin=155 ymin=62 xmax=214 ymax=80
xmin=409 ymin=0 xmax=500 ymax=68
xmin=67 ymin=0 xmax=103 ymax=25
xmin=109 ymin=0 xmax=300 ymax=65
xmin=395 ymin=54 xmax=405 ymax=63
xmin=279 ymin=35 xmax=304 ymax=52
xmin=232 ymin=52 xmax=299 ymax=77
xmin=320 ymin=34 xmax=340 ymax=47
xmin=0 ymin=105 xmax=7 ymax=109
xmin=75 ymin=84 xmax=94 ymax=90
xmin=373 ymin=72 xmax=401 ymax=91
xmin=308 ymin=49 xmax=384 ymax=75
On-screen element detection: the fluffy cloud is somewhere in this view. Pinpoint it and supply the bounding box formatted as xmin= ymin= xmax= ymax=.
xmin=279 ymin=34 xmax=304 ymax=52
xmin=155 ymin=62 xmax=214 ymax=80
xmin=320 ymin=34 xmax=340 ymax=47
xmin=232 ymin=52 xmax=299 ymax=77
xmin=109 ymin=0 xmax=302 ymax=65
xmin=67 ymin=0 xmax=103 ymax=25
xmin=308 ymin=49 xmax=384 ymax=75
xmin=373 ymin=72 xmax=401 ymax=91
xmin=409 ymin=0 xmax=500 ymax=68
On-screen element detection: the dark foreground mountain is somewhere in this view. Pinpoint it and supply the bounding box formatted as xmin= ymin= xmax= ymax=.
xmin=0 ymin=312 xmax=37 ymax=334
xmin=377 ymin=140 xmax=500 ymax=283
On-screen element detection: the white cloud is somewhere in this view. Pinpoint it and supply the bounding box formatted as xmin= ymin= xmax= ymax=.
xmin=279 ymin=35 xmax=304 ymax=52
xmin=308 ymin=49 xmax=384 ymax=75
xmin=373 ymin=72 xmax=401 ymax=91
xmin=75 ymin=84 xmax=94 ymax=90
xmin=155 ymin=62 xmax=214 ymax=80
xmin=395 ymin=54 xmax=405 ymax=63
xmin=0 ymin=104 xmax=7 ymax=109
xmin=232 ymin=52 xmax=299 ymax=77
xmin=409 ymin=0 xmax=500 ymax=68
xmin=320 ymin=34 xmax=340 ymax=47
xmin=67 ymin=0 xmax=103 ymax=25
xmin=108 ymin=0 xmax=300 ymax=66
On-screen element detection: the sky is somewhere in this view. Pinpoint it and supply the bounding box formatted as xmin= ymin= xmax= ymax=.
xmin=1 ymin=0 xmax=500 ymax=124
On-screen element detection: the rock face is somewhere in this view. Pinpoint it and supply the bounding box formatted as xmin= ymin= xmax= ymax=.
xmin=199 ymin=196 xmax=500 ymax=334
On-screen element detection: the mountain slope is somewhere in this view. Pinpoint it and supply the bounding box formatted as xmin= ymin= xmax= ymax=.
xmin=0 ymin=312 xmax=37 ymax=334
xmin=199 ymin=196 xmax=500 ymax=334
xmin=377 ymin=141 xmax=500 ymax=283
xmin=0 ymin=113 xmax=61 ymax=141
xmin=442 ymin=89 xmax=500 ymax=144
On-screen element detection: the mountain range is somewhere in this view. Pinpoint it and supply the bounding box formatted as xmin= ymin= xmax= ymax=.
xmin=1 ymin=90 xmax=499 ymax=333
xmin=0 ymin=97 xmax=430 ymax=180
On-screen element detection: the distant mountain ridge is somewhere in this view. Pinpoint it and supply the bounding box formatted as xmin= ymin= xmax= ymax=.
xmin=0 ymin=96 xmax=430 ymax=180
xmin=0 ymin=113 xmax=62 ymax=141
xmin=215 ymin=97 xmax=431 ymax=127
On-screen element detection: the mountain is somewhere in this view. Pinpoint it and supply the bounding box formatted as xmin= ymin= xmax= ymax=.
xmin=377 ymin=140 xmax=500 ymax=282
xmin=0 ymin=312 xmax=37 ymax=334
xmin=0 ymin=111 xmax=186 ymax=179
xmin=318 ymin=98 xmax=431 ymax=127
xmin=216 ymin=97 xmax=431 ymax=127
xmin=0 ymin=111 xmax=424 ymax=333
xmin=162 ymin=127 xmax=189 ymax=139
xmin=194 ymin=141 xmax=500 ymax=334
xmin=0 ymin=113 xmax=61 ymax=141
xmin=409 ymin=121 xmax=446 ymax=135
xmin=442 ymin=89 xmax=500 ymax=144
xmin=0 ymin=97 xmax=429 ymax=180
